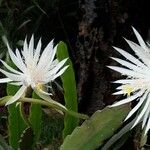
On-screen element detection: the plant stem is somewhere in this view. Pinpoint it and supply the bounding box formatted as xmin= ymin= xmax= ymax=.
xmin=0 ymin=96 xmax=88 ymax=119
xmin=19 ymin=97 xmax=89 ymax=119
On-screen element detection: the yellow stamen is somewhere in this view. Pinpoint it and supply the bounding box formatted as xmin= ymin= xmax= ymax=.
xmin=36 ymin=83 xmax=44 ymax=91
xmin=123 ymin=85 xmax=133 ymax=96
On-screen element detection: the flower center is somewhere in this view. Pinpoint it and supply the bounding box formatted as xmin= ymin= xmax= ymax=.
xmin=122 ymin=85 xmax=134 ymax=96
xmin=36 ymin=83 xmax=44 ymax=91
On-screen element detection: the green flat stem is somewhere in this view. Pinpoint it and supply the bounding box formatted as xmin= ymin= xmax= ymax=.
xmin=20 ymin=98 xmax=88 ymax=120
xmin=0 ymin=96 xmax=88 ymax=120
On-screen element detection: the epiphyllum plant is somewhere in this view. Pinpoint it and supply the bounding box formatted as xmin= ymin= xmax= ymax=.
xmin=0 ymin=36 xmax=87 ymax=119
xmin=0 ymin=36 xmax=68 ymax=105
xmin=109 ymin=27 xmax=150 ymax=135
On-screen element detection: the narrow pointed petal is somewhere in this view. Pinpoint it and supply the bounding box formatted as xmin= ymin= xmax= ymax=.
xmin=111 ymin=57 xmax=146 ymax=74
xmin=0 ymin=60 xmax=23 ymax=75
xmin=0 ymin=68 xmax=24 ymax=81
xmin=7 ymin=43 xmax=25 ymax=72
xmin=45 ymin=58 xmax=68 ymax=77
xmin=108 ymin=66 xmax=147 ymax=78
xmin=51 ymin=65 xmax=69 ymax=80
xmin=144 ymin=115 xmax=150 ymax=135
xmin=113 ymin=46 xmax=147 ymax=68
xmin=38 ymin=88 xmax=52 ymax=95
xmin=5 ymin=85 xmax=27 ymax=105
xmin=37 ymin=39 xmax=54 ymax=69
xmin=125 ymin=91 xmax=148 ymax=120
xmin=132 ymin=27 xmax=148 ymax=51
xmin=33 ymin=38 xmax=42 ymax=64
xmin=142 ymin=106 xmax=150 ymax=129
xmin=125 ymin=39 xmax=150 ymax=67
xmin=132 ymin=93 xmax=150 ymax=128
xmin=112 ymin=90 xmax=124 ymax=95
xmin=15 ymin=49 xmax=27 ymax=71
xmin=49 ymin=44 xmax=57 ymax=64
xmin=10 ymin=82 xmax=23 ymax=86
xmin=113 ymin=79 xmax=137 ymax=84
xmin=110 ymin=90 xmax=144 ymax=107
xmin=0 ymin=78 xmax=12 ymax=83
xmin=29 ymin=34 xmax=34 ymax=57
xmin=22 ymin=37 xmax=28 ymax=59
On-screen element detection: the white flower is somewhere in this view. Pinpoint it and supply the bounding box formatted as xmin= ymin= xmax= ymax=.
xmin=108 ymin=27 xmax=150 ymax=135
xmin=0 ymin=36 xmax=68 ymax=105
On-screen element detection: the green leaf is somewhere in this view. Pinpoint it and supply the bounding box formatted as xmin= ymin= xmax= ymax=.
xmin=7 ymin=84 xmax=26 ymax=150
xmin=60 ymin=104 xmax=130 ymax=150
xmin=29 ymin=92 xmax=42 ymax=147
xmin=56 ymin=41 xmax=79 ymax=138
xmin=102 ymin=118 xmax=137 ymax=150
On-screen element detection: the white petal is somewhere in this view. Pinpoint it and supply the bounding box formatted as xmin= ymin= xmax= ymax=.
xmin=113 ymin=46 xmax=147 ymax=69
xmin=0 ymin=68 xmax=24 ymax=81
xmin=34 ymin=87 xmax=67 ymax=110
xmin=0 ymin=78 xmax=12 ymax=83
xmin=112 ymin=90 xmax=124 ymax=95
xmin=132 ymin=93 xmax=150 ymax=128
xmin=29 ymin=34 xmax=34 ymax=57
xmin=10 ymin=82 xmax=23 ymax=86
xmin=51 ymin=65 xmax=69 ymax=80
xmin=111 ymin=57 xmax=145 ymax=74
xmin=144 ymin=113 xmax=150 ymax=135
xmin=111 ymin=90 xmax=144 ymax=107
xmin=38 ymin=88 xmax=52 ymax=96
xmin=125 ymin=39 xmax=150 ymax=67
xmin=23 ymin=37 xmax=28 ymax=52
xmin=44 ymin=59 xmax=59 ymax=72
xmin=108 ymin=66 xmax=147 ymax=78
xmin=132 ymin=27 xmax=148 ymax=51
xmin=37 ymin=39 xmax=54 ymax=69
xmin=116 ymin=85 xmax=124 ymax=90
xmin=7 ymin=43 xmax=25 ymax=72
xmin=15 ymin=49 xmax=27 ymax=71
xmin=142 ymin=106 xmax=150 ymax=129
xmin=49 ymin=44 xmax=57 ymax=64
xmin=5 ymin=85 xmax=27 ymax=105
xmin=0 ymin=60 xmax=23 ymax=75
xmin=45 ymin=58 xmax=68 ymax=77
xmin=125 ymin=90 xmax=148 ymax=120
xmin=113 ymin=79 xmax=137 ymax=84
xmin=33 ymin=38 xmax=42 ymax=64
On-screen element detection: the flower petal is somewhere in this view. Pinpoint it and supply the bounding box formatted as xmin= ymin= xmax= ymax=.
xmin=0 ymin=78 xmax=12 ymax=83
xmin=132 ymin=93 xmax=150 ymax=128
xmin=7 ymin=43 xmax=26 ymax=72
xmin=132 ymin=27 xmax=148 ymax=51
xmin=125 ymin=90 xmax=149 ymax=121
xmin=111 ymin=57 xmax=148 ymax=75
xmin=0 ymin=68 xmax=24 ymax=81
xmin=28 ymin=34 xmax=34 ymax=57
xmin=113 ymin=46 xmax=147 ymax=69
xmin=125 ymin=39 xmax=150 ymax=67
xmin=108 ymin=66 xmax=147 ymax=78
xmin=110 ymin=89 xmax=145 ymax=107
xmin=0 ymin=59 xmax=23 ymax=75
xmin=45 ymin=58 xmax=68 ymax=77
xmin=33 ymin=38 xmax=42 ymax=64
xmin=5 ymin=85 xmax=27 ymax=105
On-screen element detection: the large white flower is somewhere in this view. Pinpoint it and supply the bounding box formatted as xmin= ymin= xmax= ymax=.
xmin=108 ymin=27 xmax=150 ymax=135
xmin=0 ymin=36 xmax=68 ymax=105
